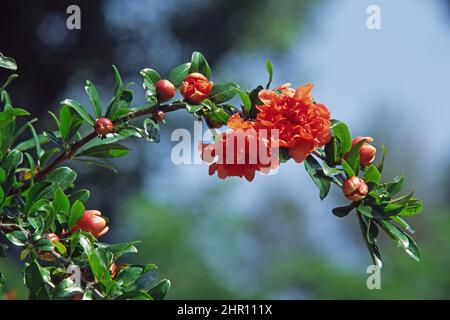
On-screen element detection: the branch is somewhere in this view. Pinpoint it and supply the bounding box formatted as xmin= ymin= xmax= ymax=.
xmin=8 ymin=102 xmax=186 ymax=195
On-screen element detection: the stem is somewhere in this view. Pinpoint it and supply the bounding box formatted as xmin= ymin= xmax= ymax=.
xmin=312 ymin=149 xmax=346 ymax=186
xmin=8 ymin=103 xmax=186 ymax=196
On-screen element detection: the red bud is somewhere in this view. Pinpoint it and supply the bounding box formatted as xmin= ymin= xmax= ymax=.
xmin=94 ymin=118 xmax=114 ymax=136
xmin=345 ymin=136 xmax=376 ymax=167
xmin=153 ymin=110 xmax=165 ymax=122
xmin=71 ymin=210 xmax=109 ymax=238
xmin=155 ymin=79 xmax=176 ymax=102
xmin=180 ymin=72 xmax=214 ymax=104
xmin=342 ymin=176 xmax=368 ymax=201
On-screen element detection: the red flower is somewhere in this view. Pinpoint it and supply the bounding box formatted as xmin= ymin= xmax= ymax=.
xmin=71 ymin=210 xmax=109 ymax=238
xmin=201 ymin=114 xmax=278 ymax=182
xmin=180 ymin=72 xmax=214 ymax=104
xmin=256 ymin=83 xmax=331 ymax=163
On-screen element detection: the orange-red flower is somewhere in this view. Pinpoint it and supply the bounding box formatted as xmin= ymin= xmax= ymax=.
xmin=71 ymin=210 xmax=109 ymax=238
xmin=201 ymin=114 xmax=278 ymax=182
xmin=180 ymin=72 xmax=214 ymax=104
xmin=255 ymin=83 xmax=331 ymax=163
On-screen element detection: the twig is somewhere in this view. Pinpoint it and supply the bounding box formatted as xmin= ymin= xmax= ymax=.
xmin=8 ymin=102 xmax=186 ymax=195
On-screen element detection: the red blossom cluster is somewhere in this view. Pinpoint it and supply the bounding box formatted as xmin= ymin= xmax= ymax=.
xmin=201 ymin=83 xmax=332 ymax=181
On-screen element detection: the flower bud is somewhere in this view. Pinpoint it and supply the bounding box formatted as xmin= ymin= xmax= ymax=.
xmin=342 ymin=176 xmax=368 ymax=202
xmin=71 ymin=210 xmax=109 ymax=238
xmin=180 ymin=72 xmax=214 ymax=104
xmin=155 ymin=79 xmax=176 ymax=102
xmin=346 ymin=136 xmax=376 ymax=167
xmin=205 ymin=116 xmax=223 ymax=129
xmin=94 ymin=118 xmax=114 ymax=136
xmin=110 ymin=262 xmax=120 ymax=279
xmin=153 ymin=110 xmax=165 ymax=122
xmin=45 ymin=232 xmax=60 ymax=243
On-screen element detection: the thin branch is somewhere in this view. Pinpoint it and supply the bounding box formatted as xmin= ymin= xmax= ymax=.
xmin=8 ymin=102 xmax=186 ymax=195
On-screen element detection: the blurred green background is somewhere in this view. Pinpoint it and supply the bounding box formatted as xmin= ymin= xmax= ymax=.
xmin=1 ymin=0 xmax=450 ymax=299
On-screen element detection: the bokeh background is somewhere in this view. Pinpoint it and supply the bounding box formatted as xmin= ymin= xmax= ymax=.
xmin=1 ymin=0 xmax=450 ymax=299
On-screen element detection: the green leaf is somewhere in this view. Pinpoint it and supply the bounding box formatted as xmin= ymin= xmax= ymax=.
xmin=1 ymin=149 xmax=23 ymax=191
xmin=332 ymin=204 xmax=355 ymax=217
xmin=0 ymin=108 xmax=30 ymax=130
xmin=116 ymin=266 xmax=143 ymax=287
xmin=398 ymin=198 xmax=423 ymax=216
xmin=366 ymin=218 xmax=379 ymax=244
xmin=207 ymin=82 xmax=239 ymax=104
xmin=15 ymin=131 xmax=62 ymax=152
xmin=379 ymin=220 xmax=420 ymax=261
xmin=39 ymin=147 xmax=61 ymax=169
xmin=143 ymin=118 xmax=161 ymax=143
xmin=112 ymin=65 xmax=124 ymax=89
xmin=68 ymin=189 xmax=90 ymax=204
xmin=168 ymin=62 xmax=191 ymax=88
xmin=385 ymin=175 xmax=404 ymax=196
xmin=190 ymin=51 xmax=211 ymax=79
xmin=330 ymin=120 xmax=352 ymax=158
xmin=68 ymin=200 xmax=85 ymax=229
xmin=53 ymin=188 xmax=70 ymax=214
xmin=304 ymin=156 xmax=331 ymax=200
xmin=59 ymin=105 xmax=83 ymax=143
xmin=1 ymin=74 xmax=19 ymax=90
xmin=340 ymin=159 xmax=355 ymax=178
xmin=35 ymin=239 xmax=54 ymax=252
xmin=148 ymin=279 xmax=170 ymax=300
xmin=74 ymin=158 xmax=118 ymax=174
xmin=108 ymin=89 xmax=134 ymax=121
xmin=0 ymin=52 xmax=17 ymax=70
xmin=103 ymin=242 xmax=139 ymax=259
xmin=116 ymin=290 xmax=153 ymax=300
xmin=390 ymin=190 xmax=415 ymax=206
xmin=391 ymin=216 xmax=414 ymax=233
xmin=45 ymin=167 xmax=77 ymax=193
xmin=89 ymin=248 xmax=113 ymax=282
xmin=185 ymin=103 xmax=203 ymax=114
xmin=377 ymin=145 xmax=387 ymax=173
xmin=52 ymin=278 xmax=83 ymax=299
xmin=61 ymin=99 xmax=94 ymax=126
xmin=379 ymin=220 xmax=409 ymax=248
xmin=364 ymin=164 xmax=381 ymax=184
xmin=204 ymin=107 xmax=230 ymax=125
xmin=238 ymin=90 xmax=252 ymax=115
xmin=25 ymin=181 xmax=54 ymax=212
xmin=140 ymin=68 xmax=161 ymax=84
xmin=79 ymin=234 xmax=93 ymax=256
xmin=140 ymin=71 xmax=157 ymax=104
xmin=85 ymin=80 xmax=103 ymax=119
xmin=6 ymin=230 xmax=28 ymax=246
xmin=24 ymin=261 xmax=51 ymax=299
xmin=357 ymin=214 xmax=382 ymax=268
xmin=76 ymin=143 xmax=130 ymax=158
xmin=53 ymin=241 xmax=67 ymax=255
xmin=345 ymin=138 xmax=367 ymax=174
xmin=357 ymin=203 xmax=384 ymax=219
xmin=321 ymin=161 xmax=343 ymax=177
xmin=265 ymin=59 xmax=273 ymax=89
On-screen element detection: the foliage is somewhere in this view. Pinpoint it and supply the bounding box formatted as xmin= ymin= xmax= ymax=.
xmin=0 ymin=50 xmax=423 ymax=300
